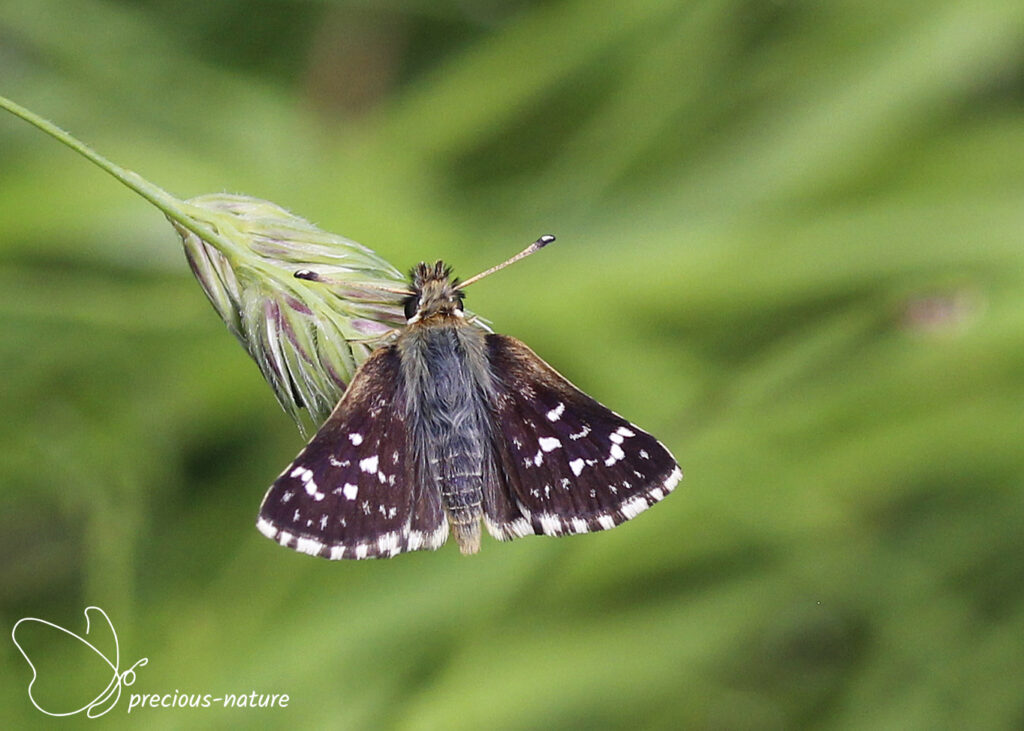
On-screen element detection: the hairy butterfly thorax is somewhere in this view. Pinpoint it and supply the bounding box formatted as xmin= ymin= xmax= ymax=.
xmin=257 ymin=236 xmax=682 ymax=559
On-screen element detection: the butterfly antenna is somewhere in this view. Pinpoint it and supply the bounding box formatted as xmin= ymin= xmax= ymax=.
xmin=458 ymin=235 xmax=555 ymax=289
xmin=294 ymin=269 xmax=414 ymax=295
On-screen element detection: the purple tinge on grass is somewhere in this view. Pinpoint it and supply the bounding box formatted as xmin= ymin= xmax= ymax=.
xmin=172 ymin=193 xmax=408 ymax=435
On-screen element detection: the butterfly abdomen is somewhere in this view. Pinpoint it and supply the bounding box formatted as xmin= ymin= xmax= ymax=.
xmin=399 ymin=323 xmax=494 ymax=554
xmin=441 ymin=438 xmax=484 ymax=554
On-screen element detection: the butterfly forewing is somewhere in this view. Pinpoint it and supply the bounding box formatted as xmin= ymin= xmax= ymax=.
xmin=483 ymin=334 xmax=682 ymax=539
xmin=257 ymin=346 xmax=447 ymax=559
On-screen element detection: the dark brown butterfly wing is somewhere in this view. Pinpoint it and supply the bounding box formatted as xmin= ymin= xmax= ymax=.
xmin=482 ymin=334 xmax=681 ymax=539
xmin=257 ymin=346 xmax=446 ymax=559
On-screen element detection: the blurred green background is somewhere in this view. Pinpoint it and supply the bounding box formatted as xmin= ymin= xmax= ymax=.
xmin=2 ymin=1 xmax=1024 ymax=728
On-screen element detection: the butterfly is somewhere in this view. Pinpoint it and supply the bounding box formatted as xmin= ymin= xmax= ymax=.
xmin=256 ymin=236 xmax=681 ymax=558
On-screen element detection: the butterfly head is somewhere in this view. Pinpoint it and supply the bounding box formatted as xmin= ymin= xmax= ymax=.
xmin=404 ymin=261 xmax=465 ymax=324
xmin=402 ymin=236 xmax=557 ymax=325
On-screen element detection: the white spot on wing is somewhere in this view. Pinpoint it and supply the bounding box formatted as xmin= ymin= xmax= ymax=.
xmin=377 ymin=532 xmax=401 ymax=556
xmin=604 ymin=443 xmax=625 ymax=466
xmin=569 ymin=458 xmax=585 ymax=476
xmin=569 ymin=424 xmax=591 ymax=440
xmin=663 ymin=466 xmax=683 ymax=492
xmin=256 ymin=517 xmax=277 ymax=539
xmin=359 ymin=455 xmax=379 ymax=473
xmin=408 ymin=522 xmax=448 ymax=551
xmin=348 ymin=433 xmax=363 ymax=445
xmin=295 ymin=537 xmax=324 ymax=556
xmin=343 ymin=483 xmax=358 ymax=500
xmin=538 ymin=514 xmax=563 ymax=535
xmin=485 ymin=515 xmax=532 ymax=540
xmin=291 ymin=466 xmax=324 ymax=501
xmin=546 ymin=402 xmax=565 ymax=421
xmin=538 ymin=436 xmax=562 ymax=452
xmin=620 ymin=495 xmax=649 ymax=519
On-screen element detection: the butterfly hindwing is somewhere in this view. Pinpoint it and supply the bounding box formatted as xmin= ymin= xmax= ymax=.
xmin=257 ymin=345 xmax=447 ymax=559
xmin=482 ymin=334 xmax=681 ymax=539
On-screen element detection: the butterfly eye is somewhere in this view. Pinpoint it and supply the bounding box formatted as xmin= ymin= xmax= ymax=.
xmin=403 ymin=295 xmax=420 ymax=320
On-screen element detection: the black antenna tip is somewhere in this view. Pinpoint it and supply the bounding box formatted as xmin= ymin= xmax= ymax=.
xmin=537 ymin=234 xmax=556 ymax=247
xmin=294 ymin=269 xmax=320 ymax=281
